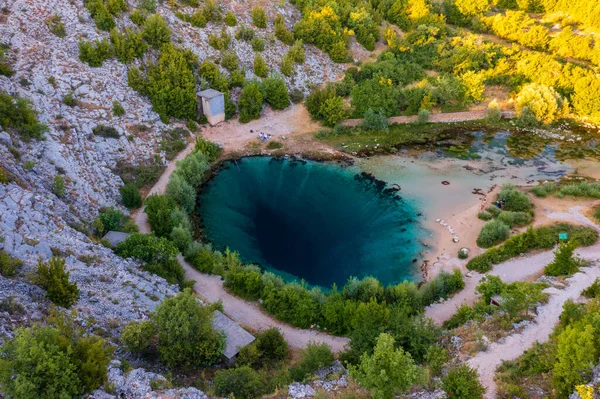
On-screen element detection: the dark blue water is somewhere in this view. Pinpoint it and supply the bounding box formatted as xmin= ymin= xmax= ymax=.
xmin=198 ymin=157 xmax=426 ymax=288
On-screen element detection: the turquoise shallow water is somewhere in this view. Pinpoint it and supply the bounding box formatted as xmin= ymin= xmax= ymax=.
xmin=198 ymin=157 xmax=427 ymax=288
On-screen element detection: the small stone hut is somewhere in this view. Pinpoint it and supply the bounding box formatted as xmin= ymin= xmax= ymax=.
xmin=212 ymin=310 xmax=255 ymax=363
xmin=197 ymin=89 xmax=225 ymax=126
xmin=102 ymin=231 xmax=130 ymax=247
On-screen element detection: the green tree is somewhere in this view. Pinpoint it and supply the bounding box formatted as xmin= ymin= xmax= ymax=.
xmin=251 ymin=6 xmax=267 ymax=29
xmin=349 ymin=333 xmax=422 ymax=399
xmin=544 ymin=240 xmax=581 ymax=276
xmin=52 ymin=175 xmax=66 ymax=197
xmin=455 ymin=0 xmax=492 ymax=16
xmin=143 ymin=14 xmax=171 ymax=49
xmin=110 ymin=27 xmax=147 ymax=63
xmin=572 ymin=76 xmax=600 ymax=123
xmin=280 ymin=54 xmax=294 ymax=76
xmin=37 ymin=257 xmax=80 ymax=308
xmin=0 ymin=91 xmax=48 ymax=141
xmin=515 ymin=83 xmax=568 ymax=125
xmin=121 ymin=320 xmax=156 ymax=353
xmin=144 ymin=194 xmax=177 ymax=237
xmin=289 ymin=342 xmax=334 ymax=382
xmin=320 ymin=96 xmax=347 ymax=127
xmin=145 ymin=45 xmax=197 ymax=122
xmin=175 ymin=150 xmax=209 ymax=188
xmin=253 ymin=54 xmax=268 ymax=78
xmin=224 ymin=11 xmax=237 ymax=26
xmin=262 ymin=76 xmax=290 ymax=110
xmin=170 ymin=224 xmax=193 ymax=252
xmin=214 ymin=366 xmax=263 ymax=399
xmin=442 ymin=365 xmax=486 ymax=399
xmin=0 ymin=327 xmax=81 ymax=398
xmin=239 ymin=83 xmax=264 ymax=123
xmin=553 ymin=324 xmax=598 ymax=396
xmin=120 ymin=182 xmax=142 ymax=208
xmin=166 ymin=173 xmax=196 ymax=214
xmin=153 ymin=289 xmax=225 ymax=367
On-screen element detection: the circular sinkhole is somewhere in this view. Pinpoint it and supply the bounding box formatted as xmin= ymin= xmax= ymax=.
xmin=198 ymin=157 xmax=426 ymax=288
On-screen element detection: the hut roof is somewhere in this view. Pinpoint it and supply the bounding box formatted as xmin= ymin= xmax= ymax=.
xmin=102 ymin=231 xmax=130 ymax=247
xmin=212 ymin=310 xmax=256 ymax=359
xmin=197 ymin=88 xmax=223 ymax=100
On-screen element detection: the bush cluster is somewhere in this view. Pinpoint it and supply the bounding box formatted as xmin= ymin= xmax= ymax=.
xmin=0 ymin=313 xmax=114 ymax=398
xmin=0 ymin=91 xmax=48 ymax=141
xmin=468 ymin=224 xmax=598 ymax=273
xmin=37 ymin=257 xmax=80 ymax=308
xmin=121 ymin=290 xmax=225 ymax=368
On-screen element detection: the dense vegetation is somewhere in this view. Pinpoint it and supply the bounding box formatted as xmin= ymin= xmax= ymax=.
xmin=497 ymin=298 xmax=600 ymax=397
xmin=467 ymin=223 xmax=598 ymax=272
xmin=0 ymin=312 xmax=113 ymax=398
xmin=0 ymin=91 xmax=48 ymax=141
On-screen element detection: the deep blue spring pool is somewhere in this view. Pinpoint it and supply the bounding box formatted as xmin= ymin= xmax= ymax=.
xmin=198 ymin=157 xmax=426 ymax=288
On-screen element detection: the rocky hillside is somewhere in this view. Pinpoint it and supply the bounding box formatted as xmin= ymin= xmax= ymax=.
xmin=0 ymin=0 xmax=343 ymax=396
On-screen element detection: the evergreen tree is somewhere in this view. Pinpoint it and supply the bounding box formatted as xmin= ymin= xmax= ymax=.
xmin=37 ymin=257 xmax=80 ymax=308
xmin=238 ymin=83 xmax=264 ymax=123
xmin=143 ymin=14 xmax=171 ymax=49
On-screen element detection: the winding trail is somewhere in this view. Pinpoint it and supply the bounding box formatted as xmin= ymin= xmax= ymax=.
xmin=425 ymin=208 xmax=600 ymax=398
xmin=133 ymin=108 xmax=349 ymax=351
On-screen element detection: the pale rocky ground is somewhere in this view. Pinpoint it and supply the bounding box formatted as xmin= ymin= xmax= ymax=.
xmin=0 ymin=0 xmax=343 ymax=396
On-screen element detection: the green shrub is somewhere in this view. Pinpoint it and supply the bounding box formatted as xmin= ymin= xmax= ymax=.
xmin=288 ymin=40 xmax=305 ymax=64
xmin=255 ymin=327 xmax=288 ymax=362
xmin=120 ymin=182 xmax=142 ymax=209
xmin=93 ymin=207 xmax=126 ymax=236
xmin=221 ymin=52 xmax=239 ymax=72
xmin=166 ymin=173 xmax=195 ymax=214
xmin=144 ymin=195 xmax=177 ymax=237
xmin=496 ymin=211 xmax=532 ymax=227
xmin=214 ymin=366 xmax=263 ymax=399
xmin=251 ymin=37 xmax=266 ymax=52
xmin=170 ymin=224 xmax=193 ymax=252
xmin=225 ymin=265 xmax=264 ymax=300
xmin=79 ymin=39 xmax=113 ymax=67
xmin=37 ymin=257 xmax=80 ymax=308
xmin=497 ymin=185 xmax=533 ymax=212
xmin=208 ymin=29 xmax=231 ymax=50
xmin=289 ymin=88 xmax=304 ymax=103
xmin=130 ymin=9 xmax=146 ymax=25
xmin=582 ymin=278 xmax=600 ymax=298
xmin=544 ymin=240 xmax=581 ymax=276
xmin=194 ymin=136 xmax=222 ymax=161
xmin=253 ymin=54 xmax=268 ymax=78
xmin=0 ymin=250 xmax=22 ymax=277
xmin=112 ymin=101 xmax=125 ymax=116
xmin=110 ymin=27 xmax=147 ymax=63
xmin=251 ymin=6 xmax=267 ymax=28
xmin=0 ymin=91 xmax=48 ymax=141
xmin=93 ymin=124 xmax=119 ymax=138
xmin=361 ymin=108 xmax=389 ymax=132
xmin=85 ymin=0 xmax=116 ymax=31
xmin=63 ymin=92 xmax=77 ymax=107
xmin=266 ymin=140 xmax=283 ymax=149
xmin=486 ymin=99 xmax=502 ymax=122
xmin=153 ymin=289 xmax=225 ymax=367
xmin=190 ymin=10 xmax=207 ymax=27
xmin=280 ymin=54 xmax=294 ymax=76
xmin=530 ymin=182 xmax=558 ymax=198
xmin=239 ymin=83 xmax=264 ymax=123
xmin=137 ymin=0 xmax=156 ymax=12
xmin=0 ymin=322 xmax=113 ymax=399
xmin=289 ymin=342 xmax=334 ymax=382
xmin=46 ymin=15 xmax=66 ymax=37
xmin=236 ymin=25 xmax=255 ymax=41
xmin=143 ymin=14 xmax=171 ymax=48
xmin=121 ymin=320 xmax=156 ymax=353
xmin=185 ymin=242 xmax=222 ymax=273
xmin=442 ymin=365 xmax=486 ymax=399
xmin=476 ymin=220 xmax=510 ymax=248
xmin=275 ymin=15 xmax=294 ymax=45
xmin=224 ymin=11 xmax=237 ymax=26
xmin=348 ymin=333 xmax=423 ymax=398
xmin=421 ymin=269 xmax=465 ymax=306
xmin=52 ymin=175 xmax=66 ymax=197
xmin=443 ymin=303 xmax=479 ymax=329
xmin=477 ymin=211 xmax=493 ymax=221
xmin=175 ymin=149 xmax=210 ymax=188
xmin=417 ymin=109 xmax=430 ymax=124
xmin=262 ymin=75 xmax=290 ymax=110
xmin=320 ymin=96 xmax=347 ymax=127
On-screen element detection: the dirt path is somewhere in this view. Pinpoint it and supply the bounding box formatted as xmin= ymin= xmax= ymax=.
xmin=133 ymin=108 xmax=350 ymax=351
xmin=341 ymin=110 xmax=515 ymax=127
xmin=425 ymin=206 xmax=600 ymax=324
xmin=468 ymin=263 xmax=600 ymax=398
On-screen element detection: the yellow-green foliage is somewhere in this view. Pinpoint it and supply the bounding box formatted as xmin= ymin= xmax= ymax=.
xmin=515 ymin=83 xmax=568 ymax=125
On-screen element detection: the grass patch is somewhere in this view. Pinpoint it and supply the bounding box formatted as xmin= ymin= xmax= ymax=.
xmin=531 ymin=180 xmax=600 ymax=199
xmin=315 ymin=119 xmax=513 ymax=156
